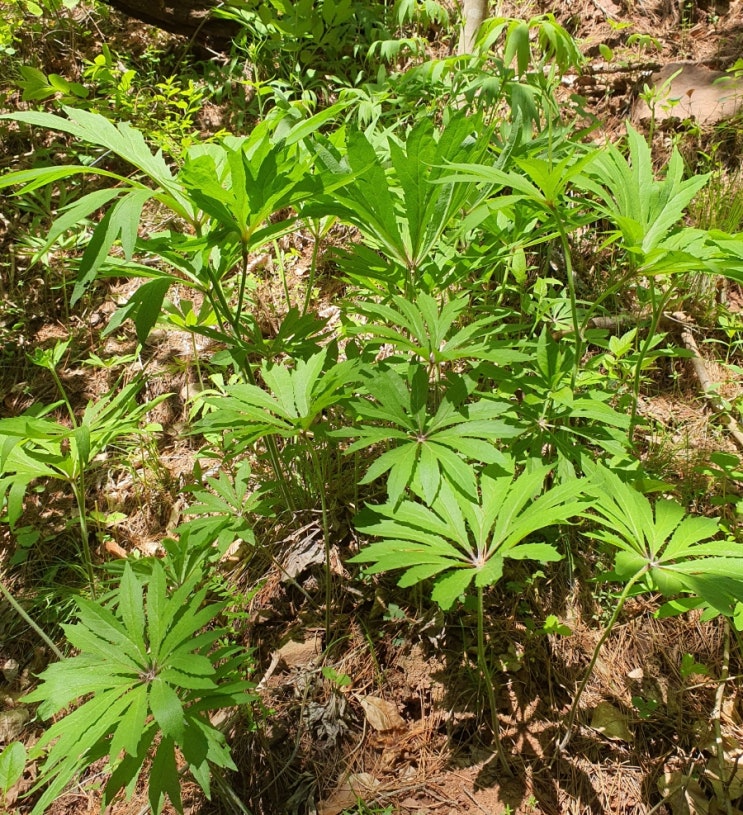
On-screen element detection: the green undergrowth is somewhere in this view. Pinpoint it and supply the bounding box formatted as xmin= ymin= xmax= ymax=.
xmin=1 ymin=4 xmax=743 ymax=814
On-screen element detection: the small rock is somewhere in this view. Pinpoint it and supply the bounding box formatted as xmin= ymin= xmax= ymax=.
xmin=0 ymin=707 xmax=29 ymax=743
xmin=1 ymin=659 xmax=19 ymax=684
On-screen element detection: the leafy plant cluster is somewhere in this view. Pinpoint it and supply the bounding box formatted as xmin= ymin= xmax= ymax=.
xmin=16 ymin=42 xmax=214 ymax=154
xmin=2 ymin=7 xmax=743 ymax=814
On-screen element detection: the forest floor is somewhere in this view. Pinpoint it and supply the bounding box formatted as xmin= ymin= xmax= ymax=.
xmin=2 ymin=0 xmax=743 ymax=814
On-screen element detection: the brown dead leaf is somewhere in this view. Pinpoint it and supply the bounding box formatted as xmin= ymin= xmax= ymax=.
xmin=104 ymin=538 xmax=128 ymax=559
xmin=658 ymin=771 xmax=710 ymax=815
xmin=317 ymin=773 xmax=380 ymax=815
xmin=359 ymin=695 xmax=405 ymax=731
xmin=276 ymin=634 xmax=322 ymax=670
xmin=590 ymin=701 xmax=634 ymax=743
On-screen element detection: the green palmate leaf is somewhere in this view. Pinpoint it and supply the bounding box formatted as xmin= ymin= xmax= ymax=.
xmin=198 ymin=349 xmax=357 ymax=452
xmin=41 ymin=187 xmax=123 ymax=251
xmin=23 ymin=657 xmax=132 ymax=714
xmin=103 ymin=724 xmax=158 ymax=810
xmin=582 ymin=124 xmax=710 ymax=256
xmin=156 ymin=595 xmax=217 ymax=661
xmin=588 ymin=467 xmax=743 ymax=615
xmin=25 ymin=562 xmax=254 ymax=814
xmin=108 ymin=684 xmax=149 ymax=760
xmin=311 ymin=113 xmax=488 ymax=286
xmin=3 ymin=107 xmax=181 ymax=197
xmin=432 ymin=568 xmax=477 ymax=608
xmin=342 ymin=363 xmax=520 ymax=504
xmin=145 ymin=562 xmax=168 ymax=654
xmin=118 ymin=565 xmax=146 ymax=654
xmin=72 ymin=596 xmax=146 ymax=664
xmin=121 ymin=276 xmax=172 ymax=344
xmin=353 ymin=459 xmax=585 ymax=609
xmin=347 ymin=292 xmax=524 ymax=367
xmin=58 ymin=623 xmax=142 ymax=674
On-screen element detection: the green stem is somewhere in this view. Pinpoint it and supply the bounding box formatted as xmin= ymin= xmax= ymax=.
xmin=233 ymin=246 xmax=251 ymax=332
xmin=49 ymin=367 xmax=76 ymax=429
xmin=0 ymin=577 xmax=63 ymax=659
xmin=273 ymin=239 xmax=294 ymax=312
xmin=477 ymin=586 xmax=511 ymax=774
xmin=48 ymin=368 xmax=96 ymax=596
xmin=556 ymin=567 xmax=646 ymax=754
xmin=552 ymin=211 xmax=582 ymax=390
xmin=71 ymin=476 xmax=96 ymax=598
xmin=204 ymin=268 xmax=296 ymax=513
xmin=301 ymin=225 xmax=321 ymax=318
xmin=628 ymin=280 xmax=675 ymax=441
xmin=190 ymin=332 xmax=204 ymax=392
xmin=308 ymin=440 xmax=333 ymax=642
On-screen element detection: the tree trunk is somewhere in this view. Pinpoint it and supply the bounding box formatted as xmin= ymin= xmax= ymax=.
xmin=100 ymin=0 xmax=240 ymax=51
xmin=458 ymin=0 xmax=488 ymax=54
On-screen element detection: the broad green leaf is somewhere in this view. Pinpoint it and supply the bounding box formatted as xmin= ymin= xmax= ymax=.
xmin=60 ymin=623 xmax=142 ymax=673
xmin=148 ymin=738 xmax=182 ymax=815
xmin=166 ymin=653 xmax=216 ymax=677
xmin=354 ymin=457 xmax=584 ymax=603
xmin=42 ymin=188 xmax=123 ymax=250
xmin=432 ymin=569 xmax=474 ymax=609
xmin=72 ymin=597 xmax=144 ymax=664
xmin=149 ymin=678 xmax=185 ymax=742
xmin=118 ymin=564 xmax=146 ymax=655
xmin=146 ymin=563 xmax=168 ymax=655
xmin=108 ymin=684 xmax=148 ymax=760
xmin=0 ymin=742 xmax=26 ymax=794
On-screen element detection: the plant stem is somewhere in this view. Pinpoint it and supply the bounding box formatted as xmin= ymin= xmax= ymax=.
xmin=476 ymin=585 xmax=511 ymax=774
xmin=552 ymin=211 xmax=582 ymax=390
xmin=190 ymin=332 xmax=204 ymax=392
xmin=49 ymin=366 xmax=76 ymax=427
xmin=556 ymin=567 xmax=646 ymax=754
xmin=301 ymin=223 xmax=321 ymax=318
xmin=48 ymin=366 xmax=97 ymax=597
xmin=0 ymin=577 xmax=63 ymax=659
xmin=308 ymin=440 xmax=333 ymax=642
xmin=204 ymin=265 xmax=297 ymax=512
xmin=274 ymin=238 xmax=294 ymax=312
xmin=233 ymin=246 xmax=251 ymax=332
xmin=71 ymin=477 xmax=96 ymax=598
xmin=712 ymin=619 xmax=733 ymax=815
xmin=628 ymin=280 xmax=675 ymax=441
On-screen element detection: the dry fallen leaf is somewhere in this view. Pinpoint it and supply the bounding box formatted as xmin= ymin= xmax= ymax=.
xmin=590 ymin=701 xmax=633 ymax=743
xmin=276 ymin=635 xmax=322 ymax=670
xmin=317 ymin=773 xmax=380 ymax=815
xmin=658 ymin=770 xmax=709 ymax=815
xmin=103 ymin=539 xmax=128 ymax=559
xmin=359 ymin=695 xmax=405 ymax=732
